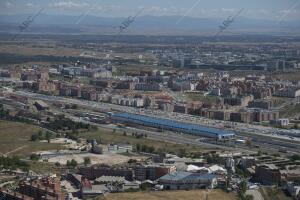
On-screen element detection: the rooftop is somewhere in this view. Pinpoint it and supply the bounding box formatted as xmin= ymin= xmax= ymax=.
xmin=159 ymin=171 xmax=216 ymax=182
xmin=95 ymin=176 xmax=126 ymax=183
xmin=112 ymin=113 xmax=235 ymax=137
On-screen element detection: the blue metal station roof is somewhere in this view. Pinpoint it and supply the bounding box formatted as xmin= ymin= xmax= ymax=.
xmin=112 ymin=113 xmax=235 ymax=137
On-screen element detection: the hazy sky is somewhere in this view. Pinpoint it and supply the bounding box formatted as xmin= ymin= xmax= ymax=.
xmin=1 ymin=0 xmax=300 ymax=21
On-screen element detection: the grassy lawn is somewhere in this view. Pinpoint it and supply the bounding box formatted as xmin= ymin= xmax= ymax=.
xmin=0 ymin=120 xmax=64 ymax=157
xmin=102 ymin=189 xmax=237 ymax=200
xmin=271 ymin=97 xmax=289 ymax=107
xmin=259 ymin=187 xmax=292 ymax=200
xmin=79 ymin=127 xmax=214 ymax=156
xmin=0 ymin=119 xmax=215 ymax=157
xmin=273 ymin=71 xmax=300 ymax=82
xmin=0 ymin=43 xmax=82 ymax=57
xmin=186 ymin=93 xmax=218 ymax=104
xmin=280 ymin=103 xmax=300 ymax=118
xmin=28 ymin=161 xmax=65 ymax=175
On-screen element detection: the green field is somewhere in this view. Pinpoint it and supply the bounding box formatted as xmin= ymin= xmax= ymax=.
xmin=280 ymin=103 xmax=300 ymax=118
xmin=0 ymin=120 xmax=64 ymax=157
xmin=273 ymin=71 xmax=300 ymax=82
xmin=101 ymin=189 xmax=237 ymax=200
xmin=79 ymin=127 xmax=215 ymax=156
xmin=259 ymin=187 xmax=292 ymax=200
xmin=0 ymin=119 xmax=218 ymax=158
xmin=186 ymin=93 xmax=218 ymax=104
xmin=28 ymin=161 xmax=65 ymax=175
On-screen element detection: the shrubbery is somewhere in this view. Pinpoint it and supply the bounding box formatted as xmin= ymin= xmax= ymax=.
xmin=0 ymin=156 xmax=29 ymax=171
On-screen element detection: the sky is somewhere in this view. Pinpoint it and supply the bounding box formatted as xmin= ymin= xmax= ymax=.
xmin=1 ymin=0 xmax=300 ymax=21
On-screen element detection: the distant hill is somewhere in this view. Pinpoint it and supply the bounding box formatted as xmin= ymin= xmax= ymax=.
xmin=0 ymin=14 xmax=299 ymax=35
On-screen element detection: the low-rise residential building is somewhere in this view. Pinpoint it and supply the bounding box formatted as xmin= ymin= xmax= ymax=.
xmin=17 ymin=176 xmax=65 ymax=200
xmin=173 ymin=104 xmax=188 ymax=114
xmin=34 ymin=100 xmax=49 ymax=110
xmin=115 ymin=81 xmax=136 ymax=90
xmin=108 ymin=144 xmax=133 ymax=153
xmin=270 ymin=119 xmax=289 ymax=126
xmin=0 ymin=189 xmax=34 ymax=200
xmin=80 ymin=177 xmax=108 ymax=199
xmin=67 ymin=173 xmax=82 ymax=189
xmin=286 ymin=182 xmax=300 ymax=199
xmin=274 ymin=87 xmax=300 ymax=98
xmin=135 ymin=83 xmax=161 ymax=91
xmin=248 ymin=99 xmax=273 ymax=109
xmin=240 ymin=157 xmax=256 ymax=169
xmin=255 ymin=164 xmax=281 ymax=185
xmin=134 ymin=164 xmax=176 ymax=181
xmin=59 ymin=84 xmax=81 ymax=97
xmin=223 ymin=95 xmax=254 ymax=107
xmin=94 ymin=176 xmax=126 ymax=185
xmin=79 ymin=165 xmax=134 ymax=181
xmin=280 ymin=168 xmax=300 ymax=182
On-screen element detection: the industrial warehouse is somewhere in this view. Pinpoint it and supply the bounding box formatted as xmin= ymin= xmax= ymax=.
xmin=111 ymin=113 xmax=235 ymax=140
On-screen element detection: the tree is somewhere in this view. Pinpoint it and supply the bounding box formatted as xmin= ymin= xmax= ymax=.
xmin=235 ymin=166 xmax=250 ymax=178
xmin=67 ymin=159 xmax=78 ymax=168
xmin=239 ymin=180 xmax=247 ymax=194
xmin=245 ymin=195 xmax=254 ymax=200
xmin=178 ymin=149 xmax=186 ymax=157
xmin=45 ymin=131 xmax=52 ymax=143
xmin=257 ymin=150 xmax=262 ymax=156
xmin=0 ymin=156 xmax=29 ymax=172
xmin=65 ymin=104 xmax=71 ymax=109
xmin=148 ymin=146 xmax=155 ymax=153
xmin=245 ymin=140 xmax=251 ymax=147
xmin=71 ymin=104 xmax=78 ymax=109
xmin=71 ymin=159 xmax=77 ymax=167
xmin=84 ymin=157 xmax=91 ymax=166
xmin=30 ymin=154 xmax=39 ymax=161
xmin=31 ymin=134 xmax=39 ymax=141
xmin=128 ymin=159 xmax=137 ymax=164
xmin=141 ymin=144 xmax=147 ymax=152
xmin=291 ymin=154 xmax=300 ymax=161
xmin=136 ymin=143 xmax=141 ymax=152
xmin=37 ymin=130 xmax=43 ymax=140
xmin=272 ymin=153 xmax=280 ymax=157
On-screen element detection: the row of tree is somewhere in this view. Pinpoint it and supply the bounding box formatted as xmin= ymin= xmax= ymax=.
xmin=0 ymin=104 xmax=34 ymax=123
xmin=0 ymin=156 xmax=29 ymax=172
xmin=136 ymin=144 xmax=155 ymax=153
xmin=238 ymin=180 xmax=253 ymax=200
xmin=31 ymin=130 xmax=57 ymax=142
xmin=45 ymin=115 xmax=90 ymax=131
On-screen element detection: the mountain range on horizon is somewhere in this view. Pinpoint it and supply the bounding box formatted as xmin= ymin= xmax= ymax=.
xmin=0 ymin=14 xmax=299 ymax=36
